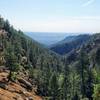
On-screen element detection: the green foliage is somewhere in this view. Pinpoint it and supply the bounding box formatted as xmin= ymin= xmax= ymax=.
xmin=50 ymin=35 xmax=90 ymax=55
xmin=72 ymin=93 xmax=80 ymax=100
xmin=70 ymin=69 xmax=80 ymax=99
xmin=5 ymin=43 xmax=20 ymax=81
xmin=3 ymin=20 xmax=10 ymax=32
xmin=0 ymin=16 xmax=100 ymax=100
xmin=93 ymin=84 xmax=100 ymax=100
xmin=9 ymin=72 xmax=17 ymax=82
xmin=85 ymin=69 xmax=95 ymax=100
xmin=95 ymin=48 xmax=100 ymax=65
xmin=0 ymin=16 xmax=4 ymax=29
xmin=49 ymin=72 xmax=59 ymax=100
xmin=79 ymin=48 xmax=89 ymax=98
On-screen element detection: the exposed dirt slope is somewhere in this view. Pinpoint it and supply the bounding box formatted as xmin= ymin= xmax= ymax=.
xmin=0 ymin=69 xmax=42 ymax=100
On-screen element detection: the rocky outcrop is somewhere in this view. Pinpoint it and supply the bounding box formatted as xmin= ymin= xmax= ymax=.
xmin=18 ymin=78 xmax=32 ymax=90
xmin=0 ymin=71 xmax=42 ymax=100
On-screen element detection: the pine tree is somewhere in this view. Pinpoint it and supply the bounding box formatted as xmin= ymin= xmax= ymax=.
xmin=70 ymin=69 xmax=80 ymax=99
xmin=3 ymin=20 xmax=10 ymax=32
xmin=49 ymin=72 xmax=59 ymax=100
xmin=60 ymin=58 xmax=71 ymax=100
xmin=38 ymin=62 xmax=51 ymax=96
xmin=5 ymin=44 xmax=20 ymax=81
xmin=86 ymin=68 xmax=96 ymax=100
xmin=72 ymin=92 xmax=80 ymax=100
xmin=0 ymin=16 xmax=4 ymax=29
xmin=79 ymin=47 xmax=89 ymax=98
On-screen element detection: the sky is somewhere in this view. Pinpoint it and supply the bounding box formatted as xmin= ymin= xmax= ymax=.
xmin=0 ymin=0 xmax=100 ymax=33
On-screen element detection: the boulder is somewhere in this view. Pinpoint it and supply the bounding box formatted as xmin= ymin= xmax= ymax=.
xmin=18 ymin=78 xmax=32 ymax=90
xmin=0 ymin=82 xmax=6 ymax=89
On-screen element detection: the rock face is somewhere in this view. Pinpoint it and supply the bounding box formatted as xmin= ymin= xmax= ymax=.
xmin=0 ymin=70 xmax=42 ymax=100
xmin=18 ymin=78 xmax=33 ymax=90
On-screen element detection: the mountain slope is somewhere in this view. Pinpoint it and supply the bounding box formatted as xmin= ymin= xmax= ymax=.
xmin=0 ymin=70 xmax=42 ymax=100
xmin=0 ymin=16 xmax=64 ymax=99
xmin=25 ymin=32 xmax=75 ymax=46
xmin=50 ymin=34 xmax=90 ymax=55
xmin=0 ymin=16 xmax=100 ymax=100
xmin=66 ymin=33 xmax=100 ymax=66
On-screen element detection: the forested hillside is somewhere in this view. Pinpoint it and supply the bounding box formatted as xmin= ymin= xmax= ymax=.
xmin=0 ymin=16 xmax=100 ymax=100
xmin=0 ymin=16 xmax=64 ymax=100
xmin=50 ymin=35 xmax=90 ymax=55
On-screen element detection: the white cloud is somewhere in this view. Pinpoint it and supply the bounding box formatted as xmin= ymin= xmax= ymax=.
xmin=82 ymin=0 xmax=95 ymax=7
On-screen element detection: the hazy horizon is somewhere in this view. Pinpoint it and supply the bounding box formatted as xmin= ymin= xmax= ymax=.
xmin=0 ymin=0 xmax=100 ymax=33
xmin=25 ymin=32 xmax=91 ymax=45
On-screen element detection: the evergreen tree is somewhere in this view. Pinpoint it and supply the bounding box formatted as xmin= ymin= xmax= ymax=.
xmin=3 ymin=20 xmax=10 ymax=32
xmin=37 ymin=62 xmax=51 ymax=96
xmin=5 ymin=44 xmax=20 ymax=81
xmin=86 ymin=69 xmax=94 ymax=100
xmin=79 ymin=48 xmax=89 ymax=98
xmin=0 ymin=16 xmax=4 ymax=29
xmin=95 ymin=48 xmax=100 ymax=65
xmin=49 ymin=72 xmax=59 ymax=100
xmin=72 ymin=92 xmax=80 ymax=100
xmin=70 ymin=69 xmax=80 ymax=99
xmin=60 ymin=58 xmax=71 ymax=100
